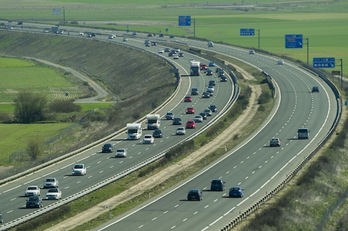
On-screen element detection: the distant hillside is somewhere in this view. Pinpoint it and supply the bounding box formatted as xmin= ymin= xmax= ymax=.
xmin=0 ymin=31 xmax=177 ymax=103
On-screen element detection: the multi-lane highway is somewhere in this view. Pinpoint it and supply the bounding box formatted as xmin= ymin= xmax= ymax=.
xmin=0 ymin=27 xmax=236 ymax=230
xmin=92 ymin=38 xmax=339 ymax=230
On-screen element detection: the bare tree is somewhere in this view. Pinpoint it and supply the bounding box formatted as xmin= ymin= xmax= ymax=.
xmin=14 ymin=91 xmax=47 ymax=123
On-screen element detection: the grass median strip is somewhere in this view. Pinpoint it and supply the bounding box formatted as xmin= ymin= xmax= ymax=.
xmin=13 ymin=62 xmax=274 ymax=231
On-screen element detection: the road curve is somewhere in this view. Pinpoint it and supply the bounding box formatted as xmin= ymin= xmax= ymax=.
xmin=94 ymin=37 xmax=339 ymax=231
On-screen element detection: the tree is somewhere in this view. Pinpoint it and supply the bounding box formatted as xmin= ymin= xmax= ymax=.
xmin=26 ymin=137 xmax=43 ymax=161
xmin=14 ymin=91 xmax=47 ymax=123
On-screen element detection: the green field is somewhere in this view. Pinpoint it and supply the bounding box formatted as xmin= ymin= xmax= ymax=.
xmin=0 ymin=57 xmax=86 ymax=102
xmin=0 ymin=123 xmax=72 ymax=165
xmin=1 ymin=0 xmax=347 ymax=73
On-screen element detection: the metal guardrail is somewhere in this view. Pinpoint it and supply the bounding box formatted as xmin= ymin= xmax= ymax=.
xmin=219 ymin=64 xmax=342 ymax=231
xmin=0 ymin=31 xmax=239 ymax=230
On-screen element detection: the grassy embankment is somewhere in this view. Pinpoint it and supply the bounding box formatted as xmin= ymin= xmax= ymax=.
xmin=0 ymin=31 xmax=177 ymax=174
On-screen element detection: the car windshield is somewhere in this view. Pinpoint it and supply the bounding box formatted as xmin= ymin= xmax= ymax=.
xmin=29 ymin=197 xmax=38 ymax=201
xmin=46 ymin=179 xmax=55 ymax=182
xmin=117 ymin=149 xmax=125 ymax=152
xmin=48 ymin=188 xmax=59 ymax=193
xmin=74 ymin=165 xmax=83 ymax=169
xmin=231 ymin=187 xmax=240 ymax=191
xmin=27 ymin=186 xmax=37 ymax=190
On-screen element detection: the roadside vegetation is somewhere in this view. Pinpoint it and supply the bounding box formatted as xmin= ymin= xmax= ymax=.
xmin=0 ymin=31 xmax=177 ymax=177
xmin=0 ymin=0 xmax=347 ymax=230
xmin=12 ymin=60 xmax=275 ymax=231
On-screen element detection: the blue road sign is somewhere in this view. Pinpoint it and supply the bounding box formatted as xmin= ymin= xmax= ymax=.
xmin=285 ymin=34 xmax=303 ymax=48
xmin=178 ymin=16 xmax=191 ymax=26
xmin=313 ymin=57 xmax=335 ymax=68
xmin=240 ymin=28 xmax=255 ymax=36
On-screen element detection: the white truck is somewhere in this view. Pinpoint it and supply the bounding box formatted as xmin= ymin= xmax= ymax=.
xmin=127 ymin=123 xmax=142 ymax=139
xmin=190 ymin=60 xmax=200 ymax=76
xmin=146 ymin=114 xmax=161 ymax=130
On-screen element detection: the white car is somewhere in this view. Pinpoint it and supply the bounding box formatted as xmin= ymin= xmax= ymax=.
xmin=72 ymin=164 xmax=87 ymax=175
xmin=173 ymin=54 xmax=179 ymax=59
xmin=25 ymin=185 xmax=41 ymax=197
xmin=193 ymin=115 xmax=203 ymax=123
xmin=43 ymin=178 xmax=59 ymax=188
xmin=176 ymin=127 xmax=186 ymax=135
xmin=270 ymin=138 xmax=281 ymax=147
xmin=277 ymin=60 xmax=285 ymax=65
xmin=108 ymin=34 xmax=116 ymax=39
xmin=46 ymin=188 xmax=62 ymax=200
xmin=143 ymin=134 xmax=154 ymax=144
xmin=115 ymin=148 xmax=127 ymax=158
xmin=122 ymin=37 xmax=128 ymax=42
xmin=249 ymin=50 xmax=255 ymax=54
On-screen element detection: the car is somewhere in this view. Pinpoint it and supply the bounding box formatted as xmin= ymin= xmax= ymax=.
xmin=204 ymin=108 xmax=213 ymax=116
xmin=132 ymin=32 xmax=137 ymax=36
xmin=184 ymin=96 xmax=192 ymax=102
xmin=208 ymin=80 xmax=216 ymax=86
xmin=159 ymin=33 xmax=164 ymax=37
xmin=122 ymin=37 xmax=128 ymax=42
xmin=26 ymin=195 xmax=43 ymax=208
xmin=179 ymin=52 xmax=184 ymax=57
xmin=216 ymin=67 xmax=223 ymax=73
xmin=72 ymin=163 xmax=86 ymax=175
xmin=277 ymin=59 xmax=285 ymax=65
xmin=102 ymin=143 xmax=113 ymax=153
xmin=207 ymin=86 xmax=214 ymax=94
xmin=199 ymin=112 xmax=208 ymax=120
xmin=186 ymin=120 xmax=196 ymax=129
xmin=25 ymin=186 xmax=40 ymax=197
xmin=153 ymin=129 xmax=163 ymax=138
xmin=208 ymin=41 xmax=214 ymax=47
xmin=176 ymin=127 xmax=186 ymax=135
xmin=202 ymin=92 xmax=211 ymax=98
xmin=147 ymin=33 xmax=152 ymax=37
xmin=312 ymin=86 xmax=319 ymax=92
xmin=220 ymin=75 xmax=227 ymax=82
xmin=229 ymin=186 xmax=244 ymax=198
xmin=0 ymin=211 xmax=3 ymax=223
xmin=78 ymin=32 xmax=84 ymax=36
xmin=208 ymin=61 xmax=216 ymax=67
xmin=187 ymin=189 xmax=202 ymax=201
xmin=249 ymin=49 xmax=255 ymax=54
xmin=143 ymin=134 xmax=155 ymax=144
xmin=46 ymin=188 xmax=62 ymax=200
xmin=200 ymin=64 xmax=207 ymax=70
xmin=193 ymin=115 xmax=203 ymax=123
xmin=158 ymin=49 xmax=164 ymax=53
xmin=173 ymin=117 xmax=182 ymax=125
xmin=165 ymin=112 xmax=175 ymax=120
xmin=108 ymin=34 xmax=116 ymax=39
xmin=270 ymin=137 xmax=281 ymax=147
xmin=206 ymin=69 xmax=213 ymax=76
xmin=169 ymin=35 xmax=175 ymax=38
xmin=115 ymin=148 xmax=127 ymax=158
xmin=209 ymin=105 xmax=217 ymax=112
xmin=210 ymin=179 xmax=225 ymax=191
xmin=173 ymin=54 xmax=179 ymax=59
xmin=164 ymin=47 xmax=170 ymax=52
xmin=43 ymin=178 xmax=59 ymax=188
xmin=151 ymin=41 xmax=158 ymax=46
xmin=191 ymin=88 xmax=198 ymax=95
xmin=186 ymin=107 xmax=195 ymax=114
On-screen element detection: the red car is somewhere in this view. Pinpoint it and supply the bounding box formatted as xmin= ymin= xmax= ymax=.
xmin=200 ymin=64 xmax=207 ymax=70
xmin=186 ymin=107 xmax=195 ymax=114
xmin=186 ymin=120 xmax=196 ymax=129
xmin=184 ymin=96 xmax=192 ymax=102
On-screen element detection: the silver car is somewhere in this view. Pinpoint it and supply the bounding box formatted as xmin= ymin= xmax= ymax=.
xmin=43 ymin=178 xmax=59 ymax=188
xmin=115 ymin=148 xmax=127 ymax=158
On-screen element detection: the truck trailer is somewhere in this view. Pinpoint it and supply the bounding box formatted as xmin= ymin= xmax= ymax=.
xmin=146 ymin=114 xmax=161 ymax=130
xmin=190 ymin=60 xmax=200 ymax=76
xmin=127 ymin=123 xmax=142 ymax=140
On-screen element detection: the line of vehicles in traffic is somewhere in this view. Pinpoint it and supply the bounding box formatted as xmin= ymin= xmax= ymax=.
xmin=187 ymin=179 xmax=244 ymax=201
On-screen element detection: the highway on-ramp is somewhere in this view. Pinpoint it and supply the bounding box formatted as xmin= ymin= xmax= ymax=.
xmin=94 ymin=38 xmax=339 ymax=231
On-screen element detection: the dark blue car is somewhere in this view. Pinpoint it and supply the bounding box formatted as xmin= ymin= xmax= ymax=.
xmin=229 ymin=186 xmax=244 ymax=198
